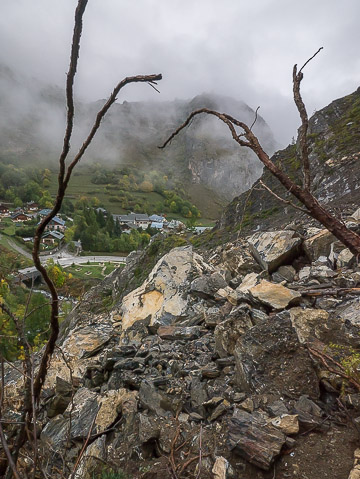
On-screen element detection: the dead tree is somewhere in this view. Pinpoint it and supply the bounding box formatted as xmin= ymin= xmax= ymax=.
xmin=160 ymin=48 xmax=360 ymax=257
xmin=0 ymin=0 xmax=161 ymax=476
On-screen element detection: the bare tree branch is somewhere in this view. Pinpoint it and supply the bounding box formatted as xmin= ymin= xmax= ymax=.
xmin=293 ymin=47 xmax=323 ymax=191
xmin=258 ymin=180 xmax=309 ymax=213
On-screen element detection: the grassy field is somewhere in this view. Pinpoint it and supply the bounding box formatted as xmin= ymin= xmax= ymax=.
xmin=48 ymin=165 xmax=222 ymax=224
xmin=63 ymin=262 xmax=119 ymax=280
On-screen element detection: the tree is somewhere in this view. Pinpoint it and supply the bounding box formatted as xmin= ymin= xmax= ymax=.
xmin=0 ymin=1 xmax=162 ymax=476
xmin=161 ymin=48 xmax=360 ymax=256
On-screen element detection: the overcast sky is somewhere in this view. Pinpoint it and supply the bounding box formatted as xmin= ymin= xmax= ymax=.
xmin=1 ymin=0 xmax=359 ymax=145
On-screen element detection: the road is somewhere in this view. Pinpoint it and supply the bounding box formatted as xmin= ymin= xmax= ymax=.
xmin=18 ymin=255 xmax=126 ymax=277
xmin=0 ymin=235 xmax=127 ymax=276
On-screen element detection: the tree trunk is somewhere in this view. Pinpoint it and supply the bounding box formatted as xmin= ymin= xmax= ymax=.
xmin=254 ymin=145 xmax=360 ymax=256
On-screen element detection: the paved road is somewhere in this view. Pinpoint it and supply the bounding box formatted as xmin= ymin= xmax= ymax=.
xmin=18 ymin=255 xmax=127 ymax=277
xmin=2 ymin=234 xmax=127 ymax=276
xmin=7 ymin=238 xmax=33 ymax=259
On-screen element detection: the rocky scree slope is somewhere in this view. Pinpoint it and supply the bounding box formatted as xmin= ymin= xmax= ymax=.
xmin=3 ymin=212 xmax=360 ymax=479
xmin=219 ymin=86 xmax=360 ymax=232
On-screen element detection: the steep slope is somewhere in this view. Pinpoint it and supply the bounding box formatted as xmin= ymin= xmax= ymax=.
xmin=219 ymin=87 xmax=360 ymax=231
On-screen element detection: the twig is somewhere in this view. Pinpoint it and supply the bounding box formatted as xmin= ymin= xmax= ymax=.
xmin=307 ymin=346 xmax=360 ymax=391
xmin=249 ymin=106 xmax=260 ymax=131
xmin=258 ymin=180 xmax=309 ymax=213
xmin=178 ymin=453 xmax=211 ymax=475
xmin=0 ymin=417 xmax=21 ymax=479
xmin=70 ymin=407 xmax=99 ymax=479
xmin=195 ymin=424 xmax=203 ymax=479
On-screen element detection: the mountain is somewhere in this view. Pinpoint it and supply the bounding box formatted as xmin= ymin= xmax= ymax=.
xmin=0 ymin=64 xmax=277 ymax=203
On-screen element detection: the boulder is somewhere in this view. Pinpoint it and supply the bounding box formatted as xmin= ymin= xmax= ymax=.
xmin=214 ymin=305 xmax=253 ymax=358
xmin=337 ymin=248 xmax=355 ymax=268
xmin=249 ymin=280 xmax=301 ymax=311
xmin=190 ymin=272 xmax=228 ymax=299
xmin=42 ymin=388 xmax=135 ymax=446
xmin=157 ymin=325 xmax=203 ymax=341
xmin=234 ymin=311 xmax=319 ymax=397
xmin=248 ymin=230 xmax=301 ymax=273
xmin=73 ymin=435 xmax=107 ymax=479
xmin=272 ymin=265 xmax=296 ymax=284
xmin=303 ymin=229 xmax=336 ymax=262
xmin=221 ymin=239 xmax=262 ymax=276
xmin=212 ymin=456 xmax=230 ymax=479
xmin=290 ymin=307 xmax=330 ymax=344
xmin=119 ymin=246 xmax=211 ymax=332
xmin=228 ymin=410 xmax=286 ymax=470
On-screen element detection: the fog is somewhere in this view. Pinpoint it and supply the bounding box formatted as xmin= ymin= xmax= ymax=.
xmin=1 ymin=0 xmax=360 ymax=145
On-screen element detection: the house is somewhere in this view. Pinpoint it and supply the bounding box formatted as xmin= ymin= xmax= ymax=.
xmin=11 ymin=212 xmax=30 ymax=222
xmin=113 ymin=213 xmax=150 ymax=230
xmin=26 ymin=202 xmax=39 ymax=211
xmin=41 ymin=230 xmax=64 ymax=245
xmin=0 ymin=204 xmax=9 ymax=216
xmin=95 ymin=207 xmax=107 ymax=216
xmin=150 ymin=222 xmax=164 ymax=230
xmin=193 ymin=226 xmax=212 ymax=234
xmin=44 ymin=216 xmax=66 ymax=232
xmin=38 ymin=208 xmax=52 ymax=217
xmin=166 ymin=219 xmax=185 ymax=230
xmin=149 ymin=214 xmax=167 ymax=224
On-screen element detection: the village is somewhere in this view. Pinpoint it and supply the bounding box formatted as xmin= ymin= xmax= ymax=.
xmin=0 ymin=201 xmax=210 ymax=253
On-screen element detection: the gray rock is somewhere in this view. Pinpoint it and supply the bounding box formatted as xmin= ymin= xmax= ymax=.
xmin=157 ymin=325 xmax=203 ymax=340
xmin=248 ymin=230 xmax=301 ymax=273
xmin=139 ymin=380 xmax=171 ymax=417
xmin=221 ymin=240 xmax=262 ymax=276
xmin=190 ymin=272 xmax=228 ymax=299
xmin=234 ymin=312 xmax=319 ymax=397
xmin=293 ymin=395 xmax=324 ymax=430
xmin=214 ymin=307 xmax=253 ymax=358
xmin=228 ymin=410 xmax=286 ymax=470
xmin=303 ymin=229 xmax=336 ymax=262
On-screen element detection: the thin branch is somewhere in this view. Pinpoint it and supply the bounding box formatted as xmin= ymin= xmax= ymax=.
xmin=298 ymin=47 xmax=324 ymax=74
xmin=70 ymin=407 xmax=99 ymax=479
xmin=148 ymin=81 xmax=161 ymax=93
xmin=159 ymin=108 xmax=251 ymax=150
xmin=293 ymin=48 xmax=323 ymax=191
xmin=258 ymin=180 xmax=309 ymax=213
xmin=250 ymin=106 xmax=260 ymax=131
xmin=0 ymin=419 xmax=21 ymax=479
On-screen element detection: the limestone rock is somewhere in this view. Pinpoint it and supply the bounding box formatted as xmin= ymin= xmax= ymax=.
xmin=221 ymin=240 xmax=262 ymax=276
xmin=73 ymin=435 xmax=107 ymax=479
xmin=248 ymin=230 xmax=301 ymax=273
xmin=190 ymin=272 xmax=228 ymax=299
xmin=214 ymin=306 xmax=253 ymax=358
xmin=337 ymin=248 xmax=355 ymax=268
xmin=119 ymin=246 xmax=211 ymax=332
xmin=212 ymin=456 xmax=229 ymax=479
xmin=290 ymin=307 xmax=330 ymax=343
xmin=157 ymin=325 xmax=203 ymax=341
xmin=303 ymin=229 xmax=336 ymax=262
xmin=271 ymin=414 xmax=299 ymax=435
xmin=236 ymin=272 xmax=261 ymax=293
xmin=249 ymin=280 xmax=301 ymax=311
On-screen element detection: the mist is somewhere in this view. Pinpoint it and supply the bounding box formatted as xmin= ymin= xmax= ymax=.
xmin=1 ymin=0 xmax=359 ymax=146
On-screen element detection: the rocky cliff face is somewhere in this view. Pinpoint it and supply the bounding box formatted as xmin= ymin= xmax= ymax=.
xmin=219 ymin=87 xmax=360 ymax=230
xmin=0 ymin=64 xmax=276 ymax=201
xmin=3 ymin=210 xmax=360 ymax=478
